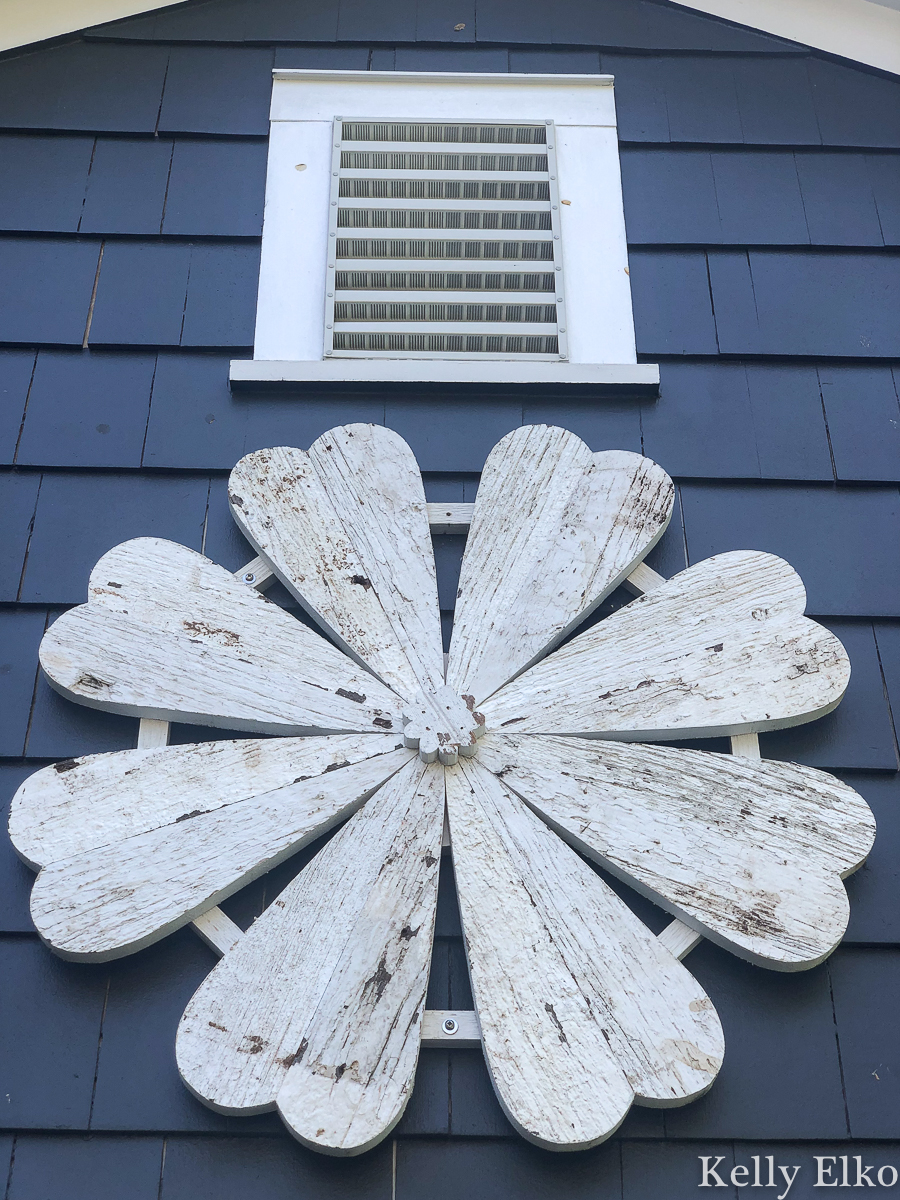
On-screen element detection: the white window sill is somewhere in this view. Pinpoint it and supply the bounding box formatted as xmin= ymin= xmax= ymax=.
xmin=229 ymin=359 xmax=660 ymax=393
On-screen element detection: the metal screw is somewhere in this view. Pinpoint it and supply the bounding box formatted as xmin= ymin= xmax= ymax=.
xmin=335 ymin=116 xmax=342 ymax=120
xmin=550 ymin=176 xmax=556 ymax=180
xmin=330 ymin=232 xmax=336 ymax=237
xmin=556 ymin=296 xmax=563 ymax=302
xmin=331 ymin=201 xmax=337 ymax=206
xmin=325 ymin=350 xmax=333 ymax=355
xmin=560 ymin=353 xmax=568 ymax=359
xmin=553 ymin=235 xmax=559 ymax=240
xmin=555 ymin=265 xmax=562 ymax=271
xmin=545 ymin=120 xmax=552 ymax=125
xmin=559 ymin=327 xmax=566 ymax=332
xmin=326 ymin=323 xmax=333 ymax=329
xmin=552 ymin=205 xmax=557 ymax=210
xmin=442 ymin=1018 xmax=459 ymax=1036
xmin=327 ymin=292 xmax=334 ymax=297
xmin=242 ymin=572 xmax=257 ymax=585
xmin=547 ymin=144 xmax=553 ymax=149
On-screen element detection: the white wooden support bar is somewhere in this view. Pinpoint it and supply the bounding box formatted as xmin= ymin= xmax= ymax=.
xmin=136 ymin=718 xmax=169 ymax=749
xmin=426 ymin=502 xmax=475 ymax=534
xmin=622 ymin=561 xmax=667 ymax=595
xmin=234 ymin=555 xmax=275 ymax=590
xmin=656 ymin=919 xmax=704 ymax=961
xmin=191 ymin=906 xmax=245 ymax=957
xmin=420 ymin=1010 xmax=482 ymax=1048
xmin=731 ymin=732 xmax=762 ymax=758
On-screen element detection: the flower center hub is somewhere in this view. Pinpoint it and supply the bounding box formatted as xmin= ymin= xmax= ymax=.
xmin=401 ymin=685 xmax=486 ymax=766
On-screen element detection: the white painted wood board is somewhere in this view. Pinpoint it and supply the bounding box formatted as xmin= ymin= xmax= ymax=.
xmin=446 ymin=428 xmax=673 ymax=704
xmin=16 ymin=740 xmax=412 ymax=961
xmin=478 ymin=733 xmax=875 ymax=970
xmin=192 ymin=907 xmax=245 ymax=957
xmin=230 ymin=360 xmax=661 ymax=388
xmin=38 ymin=537 xmax=403 ymax=735
xmin=482 ymin=550 xmax=851 ymax=740
xmin=177 ymin=758 xmax=443 ymax=1156
xmin=657 ymin=920 xmax=704 ymax=961
xmin=445 ymin=761 xmax=724 ymax=1150
xmin=229 ymin=425 xmax=444 ymax=700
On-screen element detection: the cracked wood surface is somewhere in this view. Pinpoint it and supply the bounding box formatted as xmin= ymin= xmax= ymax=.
xmin=482 ymin=551 xmax=850 ymax=741
xmin=14 ymin=738 xmax=411 ymax=961
xmin=39 ymin=538 xmax=403 ymax=735
xmin=176 ymin=758 xmax=443 ymax=1155
xmin=229 ymin=425 xmax=444 ymax=701
xmin=445 ymin=761 xmax=724 ymax=1151
xmin=446 ymin=427 xmax=674 ymax=705
xmin=478 ymin=734 xmax=875 ymax=970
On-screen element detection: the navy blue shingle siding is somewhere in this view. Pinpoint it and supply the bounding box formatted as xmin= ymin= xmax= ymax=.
xmin=2 ymin=0 xmax=900 ymax=1193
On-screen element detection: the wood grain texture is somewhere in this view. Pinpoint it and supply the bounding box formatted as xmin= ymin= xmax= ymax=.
xmin=482 ymin=551 xmax=851 ymax=741
xmin=478 ymin=733 xmax=875 ymax=970
xmin=19 ymin=742 xmax=412 ymax=961
xmin=445 ymin=761 xmax=724 ymax=1150
xmin=11 ymin=733 xmax=403 ymax=868
xmin=446 ymin=427 xmax=674 ymax=704
xmin=177 ymin=757 xmax=444 ymax=1156
xmin=229 ymin=425 xmax=444 ymax=700
xmin=39 ymin=537 xmax=403 ymax=735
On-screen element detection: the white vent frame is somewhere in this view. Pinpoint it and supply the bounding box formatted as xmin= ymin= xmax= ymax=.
xmin=231 ymin=70 xmax=659 ymax=391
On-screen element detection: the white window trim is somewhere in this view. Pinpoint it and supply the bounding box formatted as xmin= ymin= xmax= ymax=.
xmin=231 ymin=69 xmax=659 ymax=391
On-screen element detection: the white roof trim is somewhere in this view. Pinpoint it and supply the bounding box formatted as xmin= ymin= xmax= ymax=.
xmin=0 ymin=0 xmax=184 ymax=56
xmin=667 ymin=0 xmax=900 ymax=76
xmin=0 ymin=0 xmax=898 ymax=78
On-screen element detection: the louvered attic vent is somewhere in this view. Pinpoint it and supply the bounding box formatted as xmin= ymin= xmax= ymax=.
xmin=324 ymin=120 xmax=568 ymax=361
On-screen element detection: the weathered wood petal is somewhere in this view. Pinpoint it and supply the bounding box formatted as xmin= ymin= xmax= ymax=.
xmin=445 ymin=761 xmax=724 ymax=1150
xmin=176 ymin=758 xmax=443 ymax=1156
xmin=10 ymin=733 xmax=405 ymax=869
xmin=446 ymin=427 xmax=673 ymax=703
xmin=482 ymin=551 xmax=850 ymax=741
xmin=18 ymin=739 xmax=412 ymax=961
xmin=229 ymin=426 xmax=444 ymax=700
xmin=478 ymin=734 xmax=875 ymax=970
xmin=40 ymin=538 xmax=403 ymax=735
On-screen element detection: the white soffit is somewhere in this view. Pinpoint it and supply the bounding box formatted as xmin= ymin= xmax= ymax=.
xmin=667 ymin=0 xmax=900 ymax=76
xmin=0 ymin=0 xmax=183 ymax=55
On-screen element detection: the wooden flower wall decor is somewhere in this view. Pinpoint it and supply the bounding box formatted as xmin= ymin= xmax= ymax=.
xmin=9 ymin=424 xmax=875 ymax=1155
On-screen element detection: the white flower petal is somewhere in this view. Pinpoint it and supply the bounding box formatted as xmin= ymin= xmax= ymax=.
xmin=446 ymin=427 xmax=674 ymax=703
xmin=229 ymin=426 xmax=444 ymax=700
xmin=40 ymin=538 xmax=403 ymax=734
xmin=176 ymin=757 xmax=443 ymax=1156
xmin=16 ymin=737 xmax=411 ymax=961
xmin=482 ymin=551 xmax=849 ymax=740
xmin=445 ymin=760 xmax=724 ymax=1150
xmin=478 ymin=734 xmax=875 ymax=970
